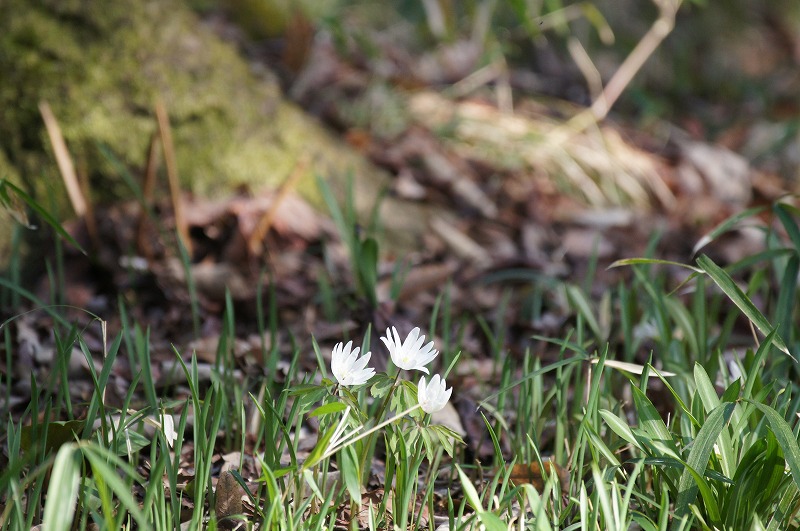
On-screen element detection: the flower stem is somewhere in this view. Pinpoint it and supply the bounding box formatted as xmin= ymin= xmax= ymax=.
xmin=356 ymin=371 xmax=403 ymax=481
xmin=317 ymin=403 xmax=421 ymax=464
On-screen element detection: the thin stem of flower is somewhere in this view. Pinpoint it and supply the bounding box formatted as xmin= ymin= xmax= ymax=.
xmin=329 ymin=406 xmax=352 ymax=449
xmin=317 ymin=403 xmax=422 ymax=464
xmin=358 ymin=371 xmax=403 ymax=481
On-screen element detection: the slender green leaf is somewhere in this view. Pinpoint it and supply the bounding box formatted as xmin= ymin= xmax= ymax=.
xmin=743 ymin=328 xmax=778 ymax=400
xmin=340 ymin=444 xmax=361 ymax=505
xmin=42 ymin=443 xmax=81 ymax=531
xmin=774 ymin=203 xmax=800 ymax=252
xmin=477 ymin=512 xmax=508 ymax=531
xmin=479 ymin=355 xmax=585 ymax=407
xmin=747 ymin=400 xmax=800 ymax=491
xmin=665 ymin=298 xmax=699 ymax=359
xmin=631 ymin=386 xmax=679 ymax=457
xmin=456 ymin=464 xmax=484 ymax=511
xmin=308 ymin=402 xmax=347 ymax=418
xmin=81 ymin=444 xmax=147 ymax=527
xmin=585 ymin=422 xmax=621 ymax=467
xmin=766 ymin=481 xmax=800 ymax=531
xmin=776 ymin=254 xmax=799 ymax=342
xmin=693 ymin=364 xmax=735 ymax=478
xmin=0 ymin=179 xmax=86 ymax=254
xmin=674 ymin=402 xmax=734 ymax=521
xmin=600 ymin=409 xmax=640 ymax=451
xmin=359 ymin=236 xmax=379 ymax=306
xmin=609 ymin=258 xmax=702 ymax=272
xmin=565 ymin=284 xmax=603 ymax=340
xmin=521 ymin=484 xmax=554 ymax=531
xmin=672 ymin=457 xmax=721 ymax=528
xmin=692 ymin=206 xmax=766 ymax=255
xmin=303 ymin=426 xmax=337 ymax=470
xmin=696 ymin=255 xmax=792 ymax=359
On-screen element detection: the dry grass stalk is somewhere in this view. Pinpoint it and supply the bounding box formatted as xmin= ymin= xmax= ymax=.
xmin=410 ymin=0 xmax=683 ymax=209
xmin=39 ymin=100 xmax=98 ymax=244
xmin=409 ymin=91 xmax=674 ymax=209
xmin=155 ymin=99 xmax=192 ymax=257
xmin=559 ymin=0 xmax=683 ymax=138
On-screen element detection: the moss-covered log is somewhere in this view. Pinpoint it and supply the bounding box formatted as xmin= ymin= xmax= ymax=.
xmin=0 ymin=0 xmax=421 ymax=264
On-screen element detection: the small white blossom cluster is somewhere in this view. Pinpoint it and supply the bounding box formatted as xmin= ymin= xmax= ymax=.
xmin=330 ymin=326 xmax=452 ymax=414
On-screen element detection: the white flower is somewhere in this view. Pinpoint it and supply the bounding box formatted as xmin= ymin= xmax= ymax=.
xmin=381 ymin=326 xmax=438 ymax=373
xmin=331 ymin=341 xmax=375 ymax=386
xmin=417 ymin=374 xmax=452 ymax=414
xmin=161 ymin=411 xmax=177 ymax=448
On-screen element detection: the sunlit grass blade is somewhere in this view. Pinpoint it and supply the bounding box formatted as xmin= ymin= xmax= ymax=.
xmin=0 ymin=179 xmax=86 ymax=255
xmin=693 ymin=364 xmax=735 ymax=478
xmin=609 ymin=258 xmax=702 ymax=272
xmin=692 ymin=206 xmax=766 ymax=256
xmin=599 ymin=409 xmax=640 ymax=451
xmin=565 ymin=284 xmax=603 ymax=341
xmin=81 ymin=443 xmax=148 ymax=527
xmin=42 ymin=443 xmax=81 ymax=531
xmin=674 ymin=402 xmax=734 ymax=522
xmin=631 ymin=385 xmax=679 ymax=458
xmin=695 ymin=254 xmax=792 ymax=360
xmin=747 ymin=400 xmax=800 ymax=491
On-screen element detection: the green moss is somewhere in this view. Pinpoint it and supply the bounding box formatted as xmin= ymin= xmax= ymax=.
xmin=0 ymin=0 xmax=387 ymax=200
xmin=0 ymin=0 xmax=415 ymax=266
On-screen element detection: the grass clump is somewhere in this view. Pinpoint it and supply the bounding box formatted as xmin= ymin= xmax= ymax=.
xmin=2 ymin=185 xmax=800 ymax=530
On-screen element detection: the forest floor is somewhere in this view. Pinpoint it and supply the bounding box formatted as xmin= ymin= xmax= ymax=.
xmin=3 ymin=3 xmax=800 ymax=528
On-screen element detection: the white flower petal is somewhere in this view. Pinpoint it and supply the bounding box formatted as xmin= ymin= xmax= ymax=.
xmin=382 ymin=326 xmax=439 ymax=373
xmin=418 ymin=374 xmax=452 ymax=414
xmin=161 ymin=412 xmax=177 ymax=448
xmin=331 ymin=340 xmax=375 ymax=386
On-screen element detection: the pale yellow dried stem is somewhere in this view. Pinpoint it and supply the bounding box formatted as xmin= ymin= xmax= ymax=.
xmin=553 ymin=0 xmax=683 ymax=143
xmin=155 ymin=100 xmax=192 ymax=257
xmin=589 ymin=1 xmax=681 ymax=121
xmin=39 ymin=101 xmax=98 ymax=245
xmin=39 ymin=101 xmax=86 ymax=216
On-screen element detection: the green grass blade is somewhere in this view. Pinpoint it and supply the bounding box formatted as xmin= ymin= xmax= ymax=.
xmin=774 ymin=203 xmax=800 ymax=252
xmin=0 ymin=179 xmax=86 ymax=255
xmin=775 ymin=254 xmax=799 ymax=343
xmin=609 ymin=258 xmax=702 ymax=272
xmin=456 ymin=464 xmax=484 ymax=512
xmin=692 ymin=206 xmax=766 ymax=256
xmin=743 ymin=329 xmax=779 ymax=400
xmin=599 ymin=409 xmax=640 ymax=451
xmin=695 ymin=254 xmax=792 ymax=359
xmin=478 ymin=355 xmax=585 ymax=407
xmin=42 ymin=443 xmax=81 ymax=531
xmin=766 ymin=482 xmax=800 ymax=531
xmin=631 ymin=385 xmax=679 ymax=458
xmin=81 ymin=444 xmax=147 ymax=526
xmin=693 ymin=364 xmax=735 ymax=478
xmin=747 ymin=400 xmax=800 ymax=492
xmin=674 ymin=402 xmax=734 ymax=522
xmin=565 ymin=284 xmax=603 ymax=341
